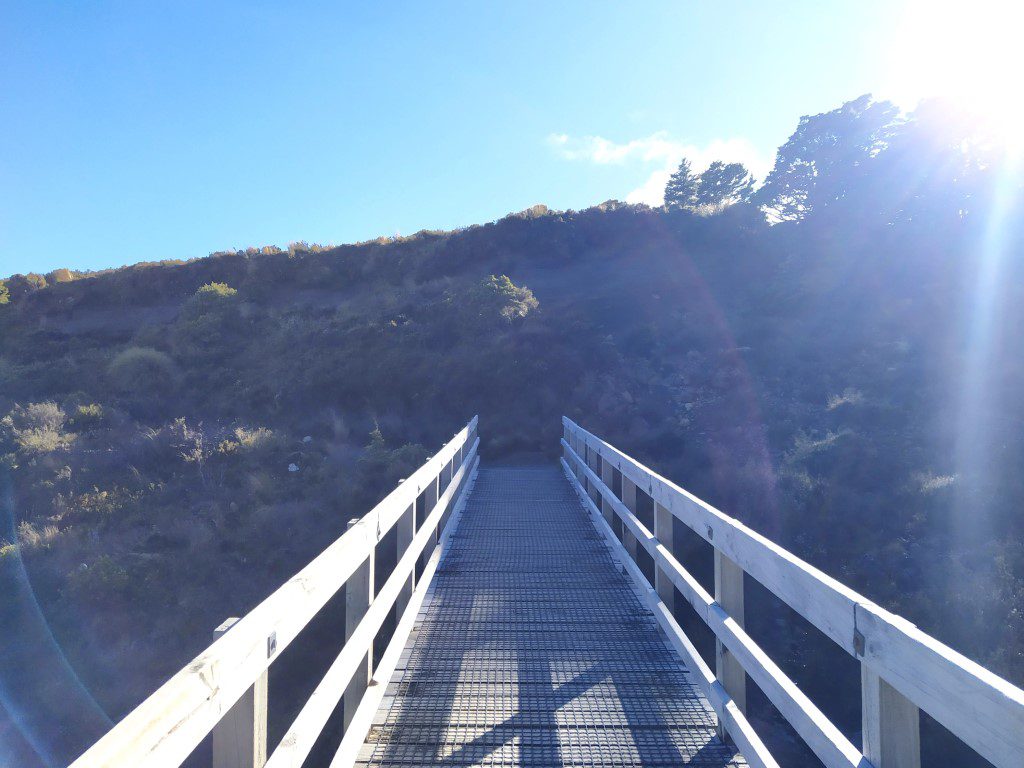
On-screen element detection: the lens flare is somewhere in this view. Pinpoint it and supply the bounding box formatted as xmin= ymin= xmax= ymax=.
xmin=887 ymin=0 xmax=1024 ymax=154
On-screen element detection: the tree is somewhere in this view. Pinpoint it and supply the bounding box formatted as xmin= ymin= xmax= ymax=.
xmin=694 ymin=161 xmax=755 ymax=207
xmin=664 ymin=159 xmax=698 ymax=209
xmin=3 ymin=273 xmax=47 ymax=302
xmin=452 ymin=275 xmax=539 ymax=331
xmin=666 ymin=158 xmax=755 ymax=211
xmin=0 ymin=281 xmax=8 ymax=305
xmin=755 ymin=95 xmax=900 ymax=221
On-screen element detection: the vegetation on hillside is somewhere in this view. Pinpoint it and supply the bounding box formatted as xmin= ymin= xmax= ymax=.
xmin=1 ymin=95 xmax=1023 ymax=766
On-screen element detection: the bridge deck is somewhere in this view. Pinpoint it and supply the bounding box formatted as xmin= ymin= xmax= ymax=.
xmin=356 ymin=466 xmax=746 ymax=767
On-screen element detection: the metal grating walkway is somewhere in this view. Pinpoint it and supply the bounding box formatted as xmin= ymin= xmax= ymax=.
xmin=356 ymin=466 xmax=746 ymax=767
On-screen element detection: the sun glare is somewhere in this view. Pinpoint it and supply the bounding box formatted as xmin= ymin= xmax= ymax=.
xmin=888 ymin=0 xmax=1024 ymax=151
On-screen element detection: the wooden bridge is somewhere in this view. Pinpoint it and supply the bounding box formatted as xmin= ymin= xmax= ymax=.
xmin=70 ymin=417 xmax=1024 ymax=768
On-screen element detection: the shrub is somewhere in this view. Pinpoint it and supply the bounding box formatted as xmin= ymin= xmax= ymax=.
xmin=449 ymin=275 xmax=539 ymax=331
xmin=108 ymin=347 xmax=180 ymax=397
xmin=47 ymin=268 xmax=74 ymax=284
xmin=172 ymin=283 xmax=241 ymax=361
xmin=4 ymin=273 xmax=47 ymax=301
xmin=16 ymin=521 xmax=59 ymax=550
xmin=65 ymin=555 xmax=131 ymax=605
xmin=189 ymin=281 xmax=237 ymax=305
xmin=217 ymin=426 xmax=280 ymax=455
xmin=69 ymin=403 xmax=107 ymax=431
xmin=5 ymin=401 xmax=64 ymax=433
xmin=914 ymin=471 xmax=957 ymax=493
xmin=70 ymin=486 xmax=145 ymax=526
xmin=358 ymin=427 xmax=428 ymax=480
xmin=827 ymin=388 xmax=865 ymax=410
xmin=1 ymin=402 xmax=75 ymax=455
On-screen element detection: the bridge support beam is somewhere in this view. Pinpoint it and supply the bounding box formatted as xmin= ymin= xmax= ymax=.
xmin=714 ymin=551 xmax=746 ymax=739
xmin=344 ymin=519 xmax=375 ymax=730
xmin=862 ymin=666 xmax=921 ymax=768
xmin=212 ymin=618 xmax=267 ymax=768
xmin=654 ymin=502 xmax=675 ymax=614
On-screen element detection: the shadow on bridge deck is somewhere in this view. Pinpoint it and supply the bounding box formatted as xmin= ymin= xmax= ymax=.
xmin=354 ymin=465 xmax=746 ymax=767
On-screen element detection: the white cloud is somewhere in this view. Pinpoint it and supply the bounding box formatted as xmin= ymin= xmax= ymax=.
xmin=547 ymin=131 xmax=772 ymax=207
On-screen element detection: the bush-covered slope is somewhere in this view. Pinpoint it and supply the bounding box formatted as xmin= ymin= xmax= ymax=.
xmin=2 ymin=99 xmax=1024 ymax=766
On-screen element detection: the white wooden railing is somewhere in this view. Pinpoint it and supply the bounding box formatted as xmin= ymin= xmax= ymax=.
xmin=70 ymin=416 xmax=479 ymax=768
xmin=560 ymin=416 xmax=1024 ymax=768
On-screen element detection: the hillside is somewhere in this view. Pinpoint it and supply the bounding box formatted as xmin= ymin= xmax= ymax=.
xmin=2 ymin=97 xmax=1024 ymax=766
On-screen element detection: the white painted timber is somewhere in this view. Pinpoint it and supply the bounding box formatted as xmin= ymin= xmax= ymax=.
xmin=394 ymin=502 xmax=415 ymax=618
xmin=264 ymin=441 xmax=479 ymax=768
xmin=561 ymin=458 xmax=778 ymax=768
xmin=69 ymin=418 xmax=478 ymax=768
xmin=212 ymin=618 xmax=268 ymax=768
xmin=562 ymin=440 xmax=867 ymax=768
xmin=343 ymin=519 xmax=374 ymax=729
xmin=654 ymin=502 xmax=675 ymax=613
xmin=715 ymin=549 xmax=747 ymax=736
xmin=563 ymin=417 xmax=1024 ymax=768
xmin=862 ymin=665 xmax=920 ymax=768
xmin=419 ymin=476 xmax=439 ymax=572
xmin=330 ymin=456 xmax=480 ymax=768
xmin=855 ymin=601 xmax=1023 ymax=768
xmin=600 ymin=457 xmax=616 ymax=528
xmin=621 ymin=474 xmax=640 ymax=563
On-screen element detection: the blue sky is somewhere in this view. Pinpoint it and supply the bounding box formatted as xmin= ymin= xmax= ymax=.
xmin=1 ymin=1 xmax=901 ymax=276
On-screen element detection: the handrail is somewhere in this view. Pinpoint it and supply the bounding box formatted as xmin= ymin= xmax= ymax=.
xmin=269 ymin=439 xmax=479 ymax=768
xmin=70 ymin=416 xmax=479 ymax=768
xmin=560 ymin=446 xmax=779 ymax=768
xmin=561 ymin=416 xmax=1024 ymax=768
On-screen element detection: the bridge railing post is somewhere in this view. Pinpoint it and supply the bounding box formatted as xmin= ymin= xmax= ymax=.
xmin=599 ymin=458 xmax=616 ymax=529
xmin=620 ymin=475 xmax=639 ymax=562
xmin=396 ymin=501 xmax=416 ymax=618
xmin=714 ymin=550 xmax=747 ymax=738
xmin=419 ymin=476 xmax=439 ymax=572
xmin=344 ymin=518 xmax=375 ymax=729
xmin=654 ymin=502 xmax=675 ymax=614
xmin=861 ymin=666 xmax=921 ymax=767
xmin=212 ymin=618 xmax=268 ymax=768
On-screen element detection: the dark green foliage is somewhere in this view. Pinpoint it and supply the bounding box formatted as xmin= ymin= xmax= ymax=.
xmin=664 ymin=158 xmax=698 ymax=209
xmin=107 ymin=347 xmax=180 ymax=398
xmin=666 ymin=158 xmax=756 ymax=211
xmin=755 ymin=94 xmax=901 ymax=220
xmin=693 ymin=161 xmax=755 ymax=207
xmin=449 ymin=274 xmax=539 ymax=330
xmin=358 ymin=426 xmax=428 ymax=480
xmin=64 ymin=555 xmax=131 ymax=606
xmin=3 ymin=272 xmax=48 ymax=302
xmin=69 ymin=403 xmax=106 ymax=432
xmin=171 ymin=282 xmax=242 ymax=363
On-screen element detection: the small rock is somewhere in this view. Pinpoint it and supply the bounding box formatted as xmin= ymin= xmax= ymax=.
xmin=288 ymin=463 xmax=300 ymax=473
